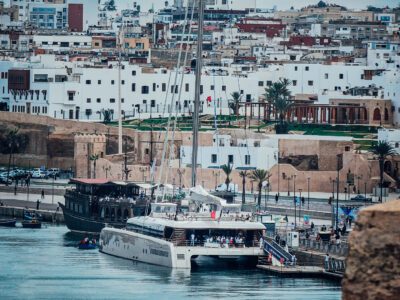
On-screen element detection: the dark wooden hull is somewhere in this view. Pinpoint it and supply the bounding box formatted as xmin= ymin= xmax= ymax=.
xmin=59 ymin=203 xmax=125 ymax=234
xmin=22 ymin=221 xmax=42 ymax=228
xmin=0 ymin=219 xmax=16 ymax=227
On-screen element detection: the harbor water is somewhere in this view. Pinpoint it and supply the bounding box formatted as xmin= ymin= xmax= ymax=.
xmin=0 ymin=224 xmax=341 ymax=300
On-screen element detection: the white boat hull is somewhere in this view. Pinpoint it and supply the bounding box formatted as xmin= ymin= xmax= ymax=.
xmin=100 ymin=228 xmax=264 ymax=269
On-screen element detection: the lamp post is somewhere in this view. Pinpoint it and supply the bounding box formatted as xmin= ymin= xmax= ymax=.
xmin=293 ymin=174 xmax=297 ymax=229
xmin=336 ymin=154 xmax=341 ymax=232
xmin=299 ymin=188 xmax=302 ymax=223
xmin=364 ymin=181 xmax=367 ymax=200
xmin=307 ymin=177 xmax=310 ymax=210
xmin=287 ymin=176 xmax=291 ymax=196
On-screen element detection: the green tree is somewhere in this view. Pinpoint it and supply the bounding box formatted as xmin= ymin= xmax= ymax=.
xmin=265 ymin=78 xmax=292 ymax=133
xmin=369 ymin=141 xmax=395 ymax=201
xmin=239 ymin=170 xmax=249 ymax=204
xmin=101 ymin=109 xmax=113 ymax=124
xmin=0 ymin=127 xmax=29 ymax=185
xmin=249 ymin=169 xmax=270 ymax=208
xmin=228 ymin=91 xmax=242 ymax=117
xmin=89 ymin=154 xmax=99 ymax=179
xmin=221 ymin=164 xmax=233 ymax=191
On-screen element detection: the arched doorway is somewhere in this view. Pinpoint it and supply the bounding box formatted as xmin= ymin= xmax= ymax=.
xmin=384 ymin=108 xmax=389 ymax=121
xmin=373 ymin=108 xmax=381 ymax=121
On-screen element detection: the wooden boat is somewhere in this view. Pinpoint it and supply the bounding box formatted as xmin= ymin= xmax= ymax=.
xmin=21 ymin=219 xmax=42 ymax=229
xmin=23 ymin=210 xmax=43 ymax=221
xmin=0 ymin=219 xmax=16 ymax=227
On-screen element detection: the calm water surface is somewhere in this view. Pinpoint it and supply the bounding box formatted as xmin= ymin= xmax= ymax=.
xmin=0 ymin=225 xmax=341 ymax=300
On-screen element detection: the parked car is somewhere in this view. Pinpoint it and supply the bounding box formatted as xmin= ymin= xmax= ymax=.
xmin=216 ymin=183 xmax=238 ymax=192
xmin=0 ymin=175 xmax=12 ymax=185
xmin=47 ymin=168 xmax=60 ymax=178
xmin=351 ymin=194 xmax=372 ymax=202
xmin=31 ymin=170 xmax=48 ymax=179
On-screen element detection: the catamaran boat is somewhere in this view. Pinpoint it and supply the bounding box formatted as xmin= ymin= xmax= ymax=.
xmin=99 ymin=186 xmax=265 ymax=269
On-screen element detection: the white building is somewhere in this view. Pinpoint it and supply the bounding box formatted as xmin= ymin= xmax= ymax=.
xmin=378 ymin=128 xmax=400 ymax=154
xmin=180 ymin=132 xmax=279 ymax=170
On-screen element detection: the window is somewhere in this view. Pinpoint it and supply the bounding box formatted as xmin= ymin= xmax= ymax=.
xmin=292 ymin=80 xmax=297 ymax=86
xmin=96 ymin=98 xmax=101 ymax=103
xmin=294 ymin=66 xmax=298 ymax=71
xmin=339 ymin=73 xmax=344 ymax=79
xmin=228 ymin=155 xmax=234 ymax=164
xmin=324 ymin=73 xmax=328 ymax=79
xmin=345 ymin=146 xmax=350 ymax=152
xmin=185 ymin=83 xmax=189 ymax=92
xmin=200 ymin=85 xmax=203 ymax=94
xmin=210 ymin=85 xmax=214 ymax=91
xmin=162 ymin=83 xmax=166 ymax=92
xmin=222 ymin=85 xmax=226 ymax=91
xmin=266 ymin=81 xmax=272 ymax=86
xmin=153 ymin=83 xmax=156 ymax=92
xmin=85 ymin=80 xmax=91 ymax=84
xmin=68 ymin=92 xmax=74 ymax=101
xmin=142 ymin=86 xmax=149 ymax=94
xmin=98 ymin=80 xmax=101 ymax=84
xmin=151 ymin=100 xmax=155 ymax=108
xmin=121 ymin=80 xmax=125 ymax=85
xmin=308 ymin=80 xmax=313 ymax=86
xmin=131 ymin=83 xmax=136 ymax=92
xmin=245 ymin=155 xmax=250 ymax=165
xmin=258 ymin=81 xmax=264 ymax=87
xmin=211 ymin=154 xmax=217 ymax=163
xmin=132 ymin=70 xmax=136 ymax=76
xmin=110 ymin=98 xmax=115 ymax=103
xmin=305 ymin=66 xmax=309 ymax=71
xmin=87 ymin=98 xmax=91 ymax=103
xmin=111 ymin=80 xmax=115 ymax=85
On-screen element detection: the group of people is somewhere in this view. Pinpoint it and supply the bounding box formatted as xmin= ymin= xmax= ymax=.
xmin=204 ymin=235 xmax=246 ymax=248
xmin=79 ymin=237 xmax=96 ymax=245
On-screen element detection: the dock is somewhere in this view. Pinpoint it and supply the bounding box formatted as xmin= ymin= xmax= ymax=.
xmin=257 ymin=264 xmax=343 ymax=280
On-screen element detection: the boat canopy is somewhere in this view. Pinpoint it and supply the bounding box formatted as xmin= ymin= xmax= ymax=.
xmin=127 ymin=216 xmax=265 ymax=230
xmin=190 ymin=185 xmax=241 ymax=211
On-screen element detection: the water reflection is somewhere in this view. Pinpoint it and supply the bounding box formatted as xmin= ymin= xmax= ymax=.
xmin=0 ymin=225 xmax=341 ymax=300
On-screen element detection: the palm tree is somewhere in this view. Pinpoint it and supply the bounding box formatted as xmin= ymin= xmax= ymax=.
xmin=239 ymin=170 xmax=249 ymax=204
xmin=369 ymin=141 xmax=395 ymax=202
xmin=228 ymin=91 xmax=242 ymax=117
xmin=89 ymin=154 xmax=99 ymax=179
xmin=265 ymin=78 xmax=291 ymax=121
xmin=221 ymin=164 xmax=233 ymax=191
xmin=249 ymin=169 xmax=270 ymax=208
xmin=0 ymin=128 xmax=29 ymax=185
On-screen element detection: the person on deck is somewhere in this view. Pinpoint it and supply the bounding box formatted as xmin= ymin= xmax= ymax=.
xmin=41 ymin=189 xmax=45 ymax=199
xmin=36 ymin=199 xmax=40 ymax=210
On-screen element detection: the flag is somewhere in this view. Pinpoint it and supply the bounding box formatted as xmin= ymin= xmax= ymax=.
xmin=211 ymin=211 xmax=216 ymax=219
xmin=206 ymin=96 xmax=212 ymax=102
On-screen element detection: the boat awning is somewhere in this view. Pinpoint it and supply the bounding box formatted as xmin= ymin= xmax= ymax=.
xmin=69 ymin=178 xmax=111 ymax=185
xmin=135 ymin=183 xmax=157 ymax=189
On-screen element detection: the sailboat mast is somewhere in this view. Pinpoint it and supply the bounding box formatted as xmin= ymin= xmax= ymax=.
xmin=118 ymin=24 xmax=123 ymax=154
xmin=191 ymin=0 xmax=205 ymax=187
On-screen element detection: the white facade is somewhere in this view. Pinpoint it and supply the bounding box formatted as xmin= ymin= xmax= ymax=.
xmin=378 ymin=128 xmax=400 ymax=154
xmin=180 ymin=133 xmax=279 ymax=170
xmin=32 ymin=34 xmax=92 ymax=51
xmin=1 ymin=54 xmax=400 ymax=125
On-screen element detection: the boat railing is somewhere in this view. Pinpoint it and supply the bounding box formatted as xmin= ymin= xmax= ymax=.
xmin=170 ymin=239 xmax=261 ymax=248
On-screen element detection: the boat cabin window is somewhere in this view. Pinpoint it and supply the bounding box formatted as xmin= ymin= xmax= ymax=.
xmin=151 ymin=203 xmax=177 ymax=214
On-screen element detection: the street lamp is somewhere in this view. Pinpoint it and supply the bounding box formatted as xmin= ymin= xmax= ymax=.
xmin=299 ymin=188 xmax=302 ymax=223
xmin=307 ymin=177 xmax=310 ymax=210
xmin=336 ymin=154 xmax=341 ymax=232
xmin=287 ymin=176 xmax=291 ymax=196
xmin=293 ymin=174 xmax=297 ymax=229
